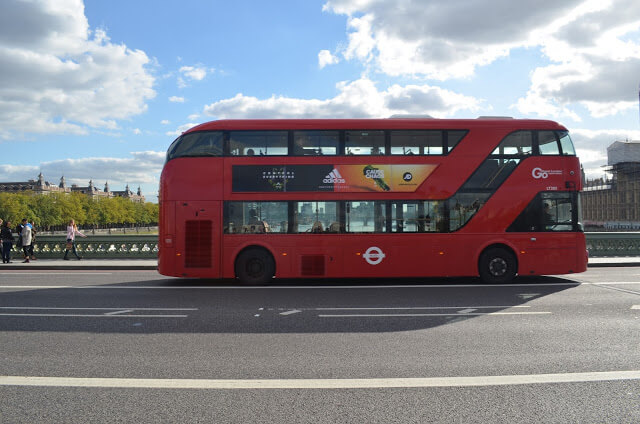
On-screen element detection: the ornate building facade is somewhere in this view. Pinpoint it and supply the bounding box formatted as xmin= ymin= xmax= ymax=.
xmin=582 ymin=141 xmax=640 ymax=229
xmin=0 ymin=173 xmax=145 ymax=203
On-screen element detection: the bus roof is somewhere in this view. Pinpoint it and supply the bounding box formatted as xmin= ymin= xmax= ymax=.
xmin=184 ymin=118 xmax=567 ymax=134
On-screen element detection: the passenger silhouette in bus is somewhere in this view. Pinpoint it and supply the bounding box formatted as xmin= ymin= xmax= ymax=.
xmin=543 ymin=202 xmax=554 ymax=229
xmin=246 ymin=148 xmax=255 ymax=156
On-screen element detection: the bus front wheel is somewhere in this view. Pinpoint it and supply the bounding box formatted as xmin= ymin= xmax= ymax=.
xmin=235 ymin=247 xmax=275 ymax=285
xmin=479 ymin=247 xmax=517 ymax=284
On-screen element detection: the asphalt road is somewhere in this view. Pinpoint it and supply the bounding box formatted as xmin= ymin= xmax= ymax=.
xmin=0 ymin=268 xmax=639 ymax=423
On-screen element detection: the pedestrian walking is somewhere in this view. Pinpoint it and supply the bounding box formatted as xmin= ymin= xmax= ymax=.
xmin=21 ymin=222 xmax=32 ymax=263
xmin=1 ymin=220 xmax=14 ymax=263
xmin=64 ymin=219 xmax=86 ymax=260
xmin=15 ymin=219 xmax=26 ymax=259
xmin=28 ymin=220 xmax=37 ymax=260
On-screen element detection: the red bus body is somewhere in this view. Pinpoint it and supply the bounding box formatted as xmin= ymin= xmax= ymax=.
xmin=158 ymin=119 xmax=587 ymax=282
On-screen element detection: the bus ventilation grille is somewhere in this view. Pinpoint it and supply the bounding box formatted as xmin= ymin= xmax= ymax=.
xmin=185 ymin=220 xmax=212 ymax=268
xmin=301 ymin=255 xmax=325 ymax=276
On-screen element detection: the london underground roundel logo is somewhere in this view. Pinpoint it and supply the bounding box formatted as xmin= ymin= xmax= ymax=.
xmin=363 ymin=246 xmax=386 ymax=265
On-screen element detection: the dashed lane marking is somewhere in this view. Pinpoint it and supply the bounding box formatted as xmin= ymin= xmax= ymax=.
xmin=318 ymin=312 xmax=551 ymax=318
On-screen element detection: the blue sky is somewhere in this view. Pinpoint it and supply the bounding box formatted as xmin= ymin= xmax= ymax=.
xmin=1 ymin=0 xmax=640 ymax=202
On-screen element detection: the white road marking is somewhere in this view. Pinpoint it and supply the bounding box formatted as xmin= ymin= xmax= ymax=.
xmin=104 ymin=309 xmax=135 ymax=315
xmin=632 ymin=305 xmax=640 ymax=309
xmin=0 ymin=314 xmax=188 ymax=318
xmin=0 ymin=283 xmax=579 ymax=290
xmin=1 ymin=370 xmax=638 ymax=390
xmin=318 ymin=312 xmax=551 ymax=318
xmin=279 ymin=309 xmax=301 ymax=316
xmin=0 ymin=307 xmax=196 ymax=318
xmin=457 ymin=308 xmax=477 ymax=314
xmin=0 ymin=286 xmax=73 ymax=289
xmin=1 ymin=281 xmax=639 ymax=291
xmin=0 ymin=273 xmax=113 ymax=276
xmin=590 ymin=284 xmax=640 ymax=296
xmin=0 ymin=307 xmax=197 ymax=311
xmin=314 ymin=306 xmax=529 ymax=310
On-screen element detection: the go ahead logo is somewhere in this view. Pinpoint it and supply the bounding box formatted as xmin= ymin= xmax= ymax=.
xmin=532 ymin=167 xmax=562 ymax=179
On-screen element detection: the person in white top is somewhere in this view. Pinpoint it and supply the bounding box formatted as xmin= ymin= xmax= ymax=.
xmin=63 ymin=219 xmax=87 ymax=260
xmin=21 ymin=223 xmax=32 ymax=263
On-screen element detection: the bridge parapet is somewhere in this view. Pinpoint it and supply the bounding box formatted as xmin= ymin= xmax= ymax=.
xmin=585 ymin=232 xmax=640 ymax=257
xmin=6 ymin=233 xmax=640 ymax=259
xmin=10 ymin=235 xmax=158 ymax=259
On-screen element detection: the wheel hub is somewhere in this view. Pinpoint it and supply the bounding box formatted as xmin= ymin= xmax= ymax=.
xmin=488 ymin=257 xmax=507 ymax=276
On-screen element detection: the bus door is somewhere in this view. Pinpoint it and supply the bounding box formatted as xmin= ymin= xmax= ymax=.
xmin=176 ymin=201 xmax=221 ymax=277
xmin=524 ymin=193 xmax=580 ymax=274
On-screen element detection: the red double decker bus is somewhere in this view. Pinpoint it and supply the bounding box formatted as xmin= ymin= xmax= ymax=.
xmin=158 ymin=118 xmax=587 ymax=284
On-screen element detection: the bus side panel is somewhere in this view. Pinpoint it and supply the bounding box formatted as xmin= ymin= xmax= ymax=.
xmin=158 ymin=200 xmax=176 ymax=277
xmin=162 ymin=158 xmax=223 ymax=202
xmin=334 ymin=234 xmax=476 ymax=279
xmin=173 ymin=201 xmax=221 ymax=278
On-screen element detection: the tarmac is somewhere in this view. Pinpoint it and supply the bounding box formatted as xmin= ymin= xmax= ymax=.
xmin=0 ymin=257 xmax=637 ymax=270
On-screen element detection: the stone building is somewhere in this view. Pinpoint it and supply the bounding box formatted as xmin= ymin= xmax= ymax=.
xmin=582 ymin=141 xmax=640 ymax=229
xmin=0 ymin=173 xmax=145 ymax=203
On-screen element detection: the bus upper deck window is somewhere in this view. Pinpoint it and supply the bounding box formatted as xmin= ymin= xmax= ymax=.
xmin=345 ymin=131 xmax=385 ymax=155
xmin=390 ymin=130 xmax=443 ymax=155
xmin=492 ymin=131 xmax=533 ymax=156
xmin=167 ymin=131 xmax=223 ymax=160
xmin=230 ymin=131 xmax=288 ymax=156
xmin=292 ymin=131 xmax=338 ymax=156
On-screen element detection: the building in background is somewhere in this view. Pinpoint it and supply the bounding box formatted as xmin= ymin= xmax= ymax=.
xmin=582 ymin=141 xmax=640 ymax=230
xmin=0 ymin=173 xmax=145 ymax=203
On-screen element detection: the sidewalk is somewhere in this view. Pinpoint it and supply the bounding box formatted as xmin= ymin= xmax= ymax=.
xmin=0 ymin=257 xmax=638 ymax=270
xmin=0 ymin=258 xmax=157 ymax=270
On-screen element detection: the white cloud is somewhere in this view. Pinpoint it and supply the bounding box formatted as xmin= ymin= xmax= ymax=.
xmin=166 ymin=123 xmax=200 ymax=137
xmin=161 ymin=119 xmax=170 ymax=125
xmin=0 ymin=151 xmax=166 ymax=194
xmin=177 ymin=65 xmax=209 ymax=87
xmin=132 ymin=128 xmax=142 ymax=135
xmin=515 ymin=0 xmax=640 ymax=118
xmin=324 ymin=0 xmax=640 ymax=118
xmin=323 ymin=0 xmax=583 ymax=79
xmin=169 ymin=96 xmax=185 ymax=103
xmin=318 ymin=49 xmax=340 ymax=68
xmin=0 ymin=0 xmax=156 ymax=139
xmin=202 ymin=77 xmax=481 ymax=119
xmin=179 ymin=65 xmax=207 ymax=81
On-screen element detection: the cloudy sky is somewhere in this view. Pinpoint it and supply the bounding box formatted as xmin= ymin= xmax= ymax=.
xmin=1 ymin=0 xmax=640 ymax=201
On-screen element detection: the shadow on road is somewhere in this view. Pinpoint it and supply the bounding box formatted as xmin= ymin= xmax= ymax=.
xmin=0 ymin=275 xmax=580 ymax=334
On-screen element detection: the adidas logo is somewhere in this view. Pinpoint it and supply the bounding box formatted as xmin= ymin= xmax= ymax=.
xmin=323 ymin=168 xmax=346 ymax=184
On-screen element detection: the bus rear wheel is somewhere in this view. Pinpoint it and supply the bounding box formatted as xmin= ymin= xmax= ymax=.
xmin=479 ymin=247 xmax=517 ymax=284
xmin=235 ymin=247 xmax=275 ymax=285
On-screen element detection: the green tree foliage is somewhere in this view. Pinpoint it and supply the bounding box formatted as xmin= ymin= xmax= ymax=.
xmin=0 ymin=192 xmax=158 ymax=227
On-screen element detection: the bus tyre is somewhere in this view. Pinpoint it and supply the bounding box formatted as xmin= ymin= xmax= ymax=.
xmin=479 ymin=247 xmax=516 ymax=284
xmin=235 ymin=248 xmax=275 ymax=286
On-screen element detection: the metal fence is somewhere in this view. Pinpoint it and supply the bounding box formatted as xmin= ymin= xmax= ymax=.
xmin=7 ymin=235 xmax=158 ymax=259
xmin=4 ymin=232 xmax=640 ymax=259
xmin=584 ymin=232 xmax=640 ymax=257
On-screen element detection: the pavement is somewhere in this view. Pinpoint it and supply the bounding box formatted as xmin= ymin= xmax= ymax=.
xmin=0 ymin=258 xmax=157 ymax=270
xmin=0 ymin=257 xmax=637 ymax=270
